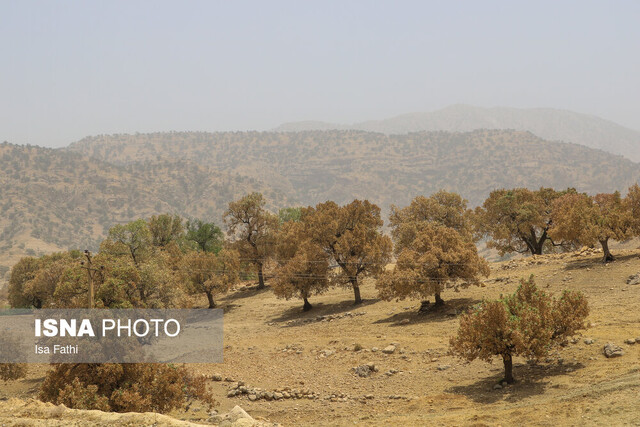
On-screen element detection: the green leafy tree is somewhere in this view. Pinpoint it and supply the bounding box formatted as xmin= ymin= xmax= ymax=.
xmin=185 ymin=219 xmax=223 ymax=253
xmin=278 ymin=207 xmax=302 ymax=224
xmin=148 ymin=214 xmax=184 ymax=247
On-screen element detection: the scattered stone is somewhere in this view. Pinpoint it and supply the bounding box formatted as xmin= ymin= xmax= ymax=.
xmin=286 ymin=311 xmax=366 ymax=326
xmin=382 ymin=345 xmax=396 ymax=354
xmin=584 ymin=338 xmax=594 ymax=345
xmin=436 ymin=365 xmax=451 ymax=371
xmin=603 ymin=343 xmax=624 ymax=358
xmin=354 ymin=364 xmax=374 ymax=378
xmin=626 ymin=273 xmax=640 ymax=285
xmin=371 ymin=347 xmax=379 ymax=352
xmin=211 ymin=374 xmax=223 ymax=381
xmin=320 ymin=349 xmax=335 ymax=357
xmin=399 ymin=319 xmax=410 ymax=325
xmin=493 ymin=384 xmax=502 ymax=390
xmin=625 ymin=339 xmax=636 ymax=345
xmin=365 ymin=394 xmax=374 ymax=400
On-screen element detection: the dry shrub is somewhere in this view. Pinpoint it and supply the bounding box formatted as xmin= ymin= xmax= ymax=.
xmin=0 ymin=363 xmax=27 ymax=382
xmin=40 ymin=363 xmax=215 ymax=413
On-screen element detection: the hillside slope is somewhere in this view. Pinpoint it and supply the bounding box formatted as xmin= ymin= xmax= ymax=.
xmin=276 ymin=105 xmax=640 ymax=161
xmin=68 ymin=129 xmax=640 ymax=210
xmin=0 ymin=142 xmax=289 ymax=283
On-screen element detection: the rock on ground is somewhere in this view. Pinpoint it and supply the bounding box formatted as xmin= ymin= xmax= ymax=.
xmin=603 ymin=343 xmax=624 ymax=358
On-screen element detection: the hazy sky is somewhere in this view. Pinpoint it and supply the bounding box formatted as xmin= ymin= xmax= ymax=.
xmin=2 ymin=0 xmax=639 ymax=147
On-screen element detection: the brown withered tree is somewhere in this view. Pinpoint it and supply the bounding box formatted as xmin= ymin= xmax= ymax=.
xmin=181 ymin=248 xmax=240 ymax=308
xmin=550 ymin=191 xmax=633 ymax=262
xmin=272 ymin=220 xmax=331 ymax=311
xmin=376 ymin=223 xmax=489 ymax=309
xmin=378 ymin=193 xmax=488 ymax=309
xmin=304 ymin=199 xmax=392 ymax=304
xmin=224 ymin=193 xmax=279 ymax=290
xmin=450 ymin=276 xmax=588 ymax=384
xmin=475 ymin=187 xmax=574 ymax=256
xmin=389 ymin=190 xmax=475 ymax=245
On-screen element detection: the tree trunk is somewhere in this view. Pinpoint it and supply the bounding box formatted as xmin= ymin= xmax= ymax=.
xmin=257 ymin=263 xmax=265 ymax=289
xmin=351 ymin=279 xmax=362 ymax=304
xmin=303 ymin=297 xmax=313 ymax=311
xmin=206 ymin=291 xmax=216 ymax=309
xmin=503 ymin=353 xmax=514 ymax=384
xmin=434 ymin=292 xmax=444 ymax=307
xmin=600 ymin=239 xmax=614 ymax=262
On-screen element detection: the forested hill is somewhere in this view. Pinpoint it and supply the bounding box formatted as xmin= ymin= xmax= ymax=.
xmin=275 ymin=105 xmax=640 ymax=162
xmin=0 ymin=142 xmax=288 ymax=281
xmin=69 ymin=129 xmax=640 ymax=209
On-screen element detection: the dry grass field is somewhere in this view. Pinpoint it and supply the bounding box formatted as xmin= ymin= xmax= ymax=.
xmin=1 ymin=248 xmax=639 ymax=426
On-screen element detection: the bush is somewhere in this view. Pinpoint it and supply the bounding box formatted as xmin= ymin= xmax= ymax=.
xmin=0 ymin=363 xmax=27 ymax=382
xmin=40 ymin=363 xmax=215 ymax=413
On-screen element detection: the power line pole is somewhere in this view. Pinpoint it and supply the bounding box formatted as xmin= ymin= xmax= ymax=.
xmin=80 ymin=250 xmax=103 ymax=309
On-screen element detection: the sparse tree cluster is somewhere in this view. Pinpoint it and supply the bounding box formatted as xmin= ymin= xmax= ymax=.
xmin=475 ymin=185 xmax=640 ymax=262
xmin=10 ymin=183 xmax=640 ymax=403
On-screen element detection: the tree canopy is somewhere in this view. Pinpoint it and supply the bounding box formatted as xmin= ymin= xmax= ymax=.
xmin=304 ymin=199 xmax=392 ymax=304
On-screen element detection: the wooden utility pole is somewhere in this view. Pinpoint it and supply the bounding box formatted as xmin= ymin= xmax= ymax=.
xmin=80 ymin=250 xmax=103 ymax=309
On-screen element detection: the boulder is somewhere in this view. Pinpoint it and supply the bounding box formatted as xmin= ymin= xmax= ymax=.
xmin=603 ymin=343 xmax=624 ymax=358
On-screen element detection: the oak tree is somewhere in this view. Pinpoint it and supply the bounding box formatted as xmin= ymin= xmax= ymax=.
xmin=181 ymin=248 xmax=240 ymax=308
xmin=148 ymin=214 xmax=184 ymax=248
xmin=376 ymin=223 xmax=489 ymax=308
xmin=304 ymin=200 xmax=392 ymax=304
xmin=273 ymin=221 xmax=330 ymax=311
xmin=224 ymin=193 xmax=278 ymax=290
xmin=450 ymin=277 xmax=588 ymax=383
xmin=550 ymin=191 xmax=633 ymax=262
xmin=185 ymin=219 xmax=223 ymax=253
xmin=475 ymin=188 xmax=573 ymax=256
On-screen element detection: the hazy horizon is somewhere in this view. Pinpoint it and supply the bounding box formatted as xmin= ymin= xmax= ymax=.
xmin=2 ymin=0 xmax=639 ymax=147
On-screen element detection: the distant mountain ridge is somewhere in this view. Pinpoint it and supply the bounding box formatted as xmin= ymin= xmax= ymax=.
xmin=275 ymin=105 xmax=640 ymax=162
